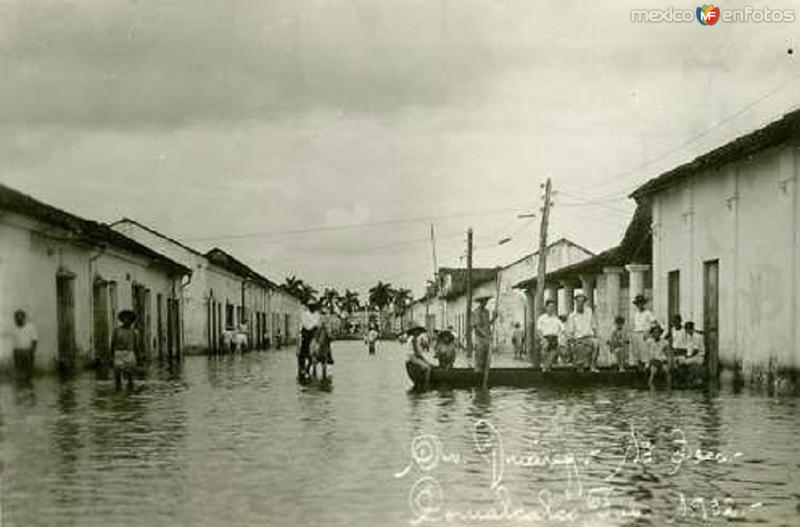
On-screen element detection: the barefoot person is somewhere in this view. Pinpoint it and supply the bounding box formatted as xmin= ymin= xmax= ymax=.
xmin=111 ymin=310 xmax=140 ymax=390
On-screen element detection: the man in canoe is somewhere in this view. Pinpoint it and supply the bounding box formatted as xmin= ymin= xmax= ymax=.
xmin=406 ymin=326 xmax=434 ymax=387
xmin=473 ymin=295 xmax=497 ymax=374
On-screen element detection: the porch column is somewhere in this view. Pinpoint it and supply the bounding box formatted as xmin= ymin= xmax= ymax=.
xmin=601 ymin=267 xmax=624 ymax=324
xmin=579 ymin=274 xmax=595 ymax=309
xmin=561 ymin=280 xmax=575 ymax=315
xmin=625 ymin=264 xmax=651 ymax=321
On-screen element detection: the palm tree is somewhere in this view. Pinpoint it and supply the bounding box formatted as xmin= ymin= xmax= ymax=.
xmin=284 ymin=275 xmax=304 ymax=298
xmin=368 ymin=281 xmax=394 ymax=312
xmin=392 ymin=288 xmax=413 ymax=331
xmin=298 ymin=283 xmax=318 ymax=305
xmin=338 ymin=289 xmax=361 ymax=315
xmin=320 ymin=288 xmax=340 ymax=313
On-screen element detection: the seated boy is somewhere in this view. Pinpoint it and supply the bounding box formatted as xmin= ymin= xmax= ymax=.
xmin=645 ymin=322 xmax=672 ymax=388
xmin=607 ymin=316 xmax=630 ymax=372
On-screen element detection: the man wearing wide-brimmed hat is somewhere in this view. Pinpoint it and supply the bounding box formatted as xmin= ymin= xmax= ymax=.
xmin=472 ymin=295 xmax=497 ymax=374
xmin=111 ymin=309 xmax=140 ymax=390
xmin=630 ymin=294 xmax=655 ymax=369
xmin=566 ymin=292 xmax=598 ymax=372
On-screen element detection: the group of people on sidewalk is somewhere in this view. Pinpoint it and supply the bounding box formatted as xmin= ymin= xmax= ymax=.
xmin=406 ymin=290 xmax=706 ymax=389
xmin=536 ymin=292 xmax=705 ymax=387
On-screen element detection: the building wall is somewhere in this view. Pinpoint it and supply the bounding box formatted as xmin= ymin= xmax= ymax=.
xmin=112 ymin=222 xmax=256 ymax=353
xmin=1 ymin=212 xmax=182 ymax=372
xmin=651 ymin=142 xmax=800 ymax=373
xmin=269 ymin=289 xmax=301 ymax=344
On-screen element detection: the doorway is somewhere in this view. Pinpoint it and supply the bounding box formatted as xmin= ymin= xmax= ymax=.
xmin=668 ymin=270 xmax=680 ymax=324
xmin=703 ymin=260 xmax=720 ymax=379
xmin=57 ymin=272 xmax=77 ymax=371
xmin=92 ymin=278 xmax=110 ymax=366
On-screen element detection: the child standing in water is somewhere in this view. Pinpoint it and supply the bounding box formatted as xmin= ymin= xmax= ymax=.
xmin=111 ymin=310 xmax=140 ymax=390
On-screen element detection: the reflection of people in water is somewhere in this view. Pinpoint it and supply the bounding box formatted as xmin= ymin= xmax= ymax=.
xmin=112 ymin=310 xmax=140 ymax=390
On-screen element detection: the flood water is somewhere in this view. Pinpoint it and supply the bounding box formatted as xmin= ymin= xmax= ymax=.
xmin=1 ymin=340 xmax=799 ymax=526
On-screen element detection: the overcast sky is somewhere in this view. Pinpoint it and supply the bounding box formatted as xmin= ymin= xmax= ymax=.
xmin=2 ymin=0 xmax=799 ymax=298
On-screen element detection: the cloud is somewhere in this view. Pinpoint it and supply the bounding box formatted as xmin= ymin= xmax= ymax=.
xmin=0 ymin=0 xmax=525 ymax=130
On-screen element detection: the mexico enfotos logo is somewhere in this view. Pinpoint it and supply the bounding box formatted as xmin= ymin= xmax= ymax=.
xmin=631 ymin=5 xmax=795 ymax=24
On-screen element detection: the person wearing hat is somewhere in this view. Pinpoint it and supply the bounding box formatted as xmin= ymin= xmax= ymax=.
xmin=111 ymin=309 xmax=140 ymax=390
xmin=566 ymin=292 xmax=599 ymax=372
xmin=630 ymin=294 xmax=655 ymax=370
xmin=472 ymin=295 xmax=497 ymax=374
xmin=298 ymin=301 xmax=321 ymax=381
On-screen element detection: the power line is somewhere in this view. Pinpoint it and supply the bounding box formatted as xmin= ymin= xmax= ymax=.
xmin=183 ymin=206 xmax=524 ymax=242
xmin=562 ymin=70 xmax=800 ymax=199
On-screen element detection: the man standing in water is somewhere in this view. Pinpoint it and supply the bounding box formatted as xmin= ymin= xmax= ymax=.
xmin=473 ymin=296 xmax=496 ymax=374
xmin=12 ymin=309 xmax=38 ymax=376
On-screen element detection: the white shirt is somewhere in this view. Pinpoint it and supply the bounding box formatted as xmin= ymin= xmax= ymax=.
xmin=671 ymin=328 xmax=687 ymax=349
xmin=632 ymin=309 xmax=655 ymax=332
xmin=537 ymin=314 xmax=563 ymax=337
xmin=12 ymin=323 xmax=38 ymax=350
xmin=685 ymin=332 xmax=704 ymax=355
xmin=567 ymin=307 xmax=596 ymax=338
xmin=301 ymin=310 xmax=320 ymax=330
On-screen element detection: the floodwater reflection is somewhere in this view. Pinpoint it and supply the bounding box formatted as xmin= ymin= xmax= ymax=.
xmin=1 ymin=342 xmax=799 ymax=526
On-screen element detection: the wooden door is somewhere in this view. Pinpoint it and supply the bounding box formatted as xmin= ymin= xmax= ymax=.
xmin=157 ymin=293 xmax=164 ymax=358
xmin=92 ymin=278 xmax=110 ymax=366
xmin=57 ymin=273 xmax=76 ymax=371
xmin=668 ymin=270 xmax=680 ymax=324
xmin=703 ymin=260 xmax=720 ymax=379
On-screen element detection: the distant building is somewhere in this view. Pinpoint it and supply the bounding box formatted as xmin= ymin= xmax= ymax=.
xmin=0 ymin=184 xmax=190 ymax=372
xmin=438 ymin=238 xmax=594 ymax=351
xmin=631 ymin=109 xmax=800 ymax=385
xmin=112 ymin=219 xmax=303 ymax=353
xmin=514 ymin=209 xmax=651 ymax=365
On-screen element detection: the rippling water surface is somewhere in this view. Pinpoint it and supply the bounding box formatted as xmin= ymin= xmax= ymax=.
xmin=2 ymin=341 xmax=799 ymax=526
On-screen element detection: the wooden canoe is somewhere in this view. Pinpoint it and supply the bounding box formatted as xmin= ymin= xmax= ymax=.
xmin=405 ymin=360 xmax=706 ymax=390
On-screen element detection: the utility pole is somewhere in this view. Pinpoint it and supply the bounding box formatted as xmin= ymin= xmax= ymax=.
xmin=430 ymin=222 xmax=439 ymax=332
xmin=465 ymin=228 xmax=474 ymax=358
xmin=533 ymin=177 xmax=553 ymax=367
